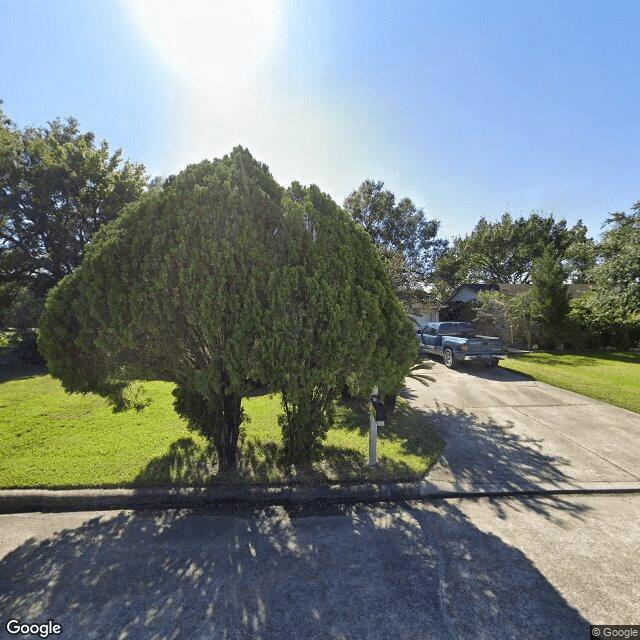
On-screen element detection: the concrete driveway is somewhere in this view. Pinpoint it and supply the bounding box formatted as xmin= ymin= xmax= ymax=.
xmin=403 ymin=358 xmax=640 ymax=495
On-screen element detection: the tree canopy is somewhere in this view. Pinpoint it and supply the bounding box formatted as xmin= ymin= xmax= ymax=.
xmin=263 ymin=182 xmax=417 ymax=463
xmin=39 ymin=147 xmax=283 ymax=471
xmin=0 ymin=102 xmax=147 ymax=321
xmin=343 ymin=179 xmax=447 ymax=309
xmin=529 ymin=246 xmax=570 ymax=337
xmin=570 ymin=203 xmax=640 ymax=346
xmin=433 ymin=211 xmax=592 ymax=294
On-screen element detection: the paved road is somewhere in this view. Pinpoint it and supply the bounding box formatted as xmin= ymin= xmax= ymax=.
xmin=403 ymin=358 xmax=640 ymax=494
xmin=0 ymin=494 xmax=638 ymax=639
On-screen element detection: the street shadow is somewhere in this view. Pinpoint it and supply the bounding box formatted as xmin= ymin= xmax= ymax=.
xmin=410 ymin=355 xmax=527 ymax=382
xmin=452 ymin=363 xmax=530 ymax=381
xmin=409 ymin=400 xmax=570 ymax=490
xmin=340 ymin=389 xmax=581 ymax=514
xmin=0 ymin=500 xmax=589 ymax=639
xmin=408 ymin=357 xmax=438 ymax=386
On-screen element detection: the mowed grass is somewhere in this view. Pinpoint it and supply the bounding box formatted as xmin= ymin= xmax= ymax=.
xmin=0 ymin=356 xmax=443 ymax=489
xmin=500 ymin=351 xmax=640 ymax=414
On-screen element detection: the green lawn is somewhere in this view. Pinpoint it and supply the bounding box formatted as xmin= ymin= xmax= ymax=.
xmin=500 ymin=351 xmax=640 ymax=414
xmin=0 ymin=351 xmax=443 ymax=489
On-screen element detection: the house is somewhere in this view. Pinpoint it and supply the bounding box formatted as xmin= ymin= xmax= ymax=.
xmin=441 ymin=282 xmax=593 ymax=348
xmin=409 ymin=301 xmax=440 ymax=327
xmin=446 ymin=283 xmax=500 ymax=304
xmin=406 ymin=282 xmax=440 ymax=327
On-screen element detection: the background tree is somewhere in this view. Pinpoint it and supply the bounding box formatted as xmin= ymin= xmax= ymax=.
xmin=563 ymin=220 xmax=597 ymax=283
xmin=39 ymin=147 xmax=283 ymax=474
xmin=343 ymin=179 xmax=447 ymax=310
xmin=262 ymin=182 xmax=417 ymax=465
xmin=570 ymin=204 xmax=640 ymax=347
xmin=433 ymin=211 xmax=590 ymax=293
xmin=474 ymin=289 xmax=536 ymax=348
xmin=0 ymin=102 xmax=147 ymax=325
xmin=529 ymin=246 xmax=570 ymax=344
xmin=530 ymin=246 xmax=570 ymax=325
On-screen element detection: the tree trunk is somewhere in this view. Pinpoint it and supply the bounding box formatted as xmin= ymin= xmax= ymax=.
xmin=384 ymin=394 xmax=397 ymax=413
xmin=216 ymin=391 xmax=242 ymax=474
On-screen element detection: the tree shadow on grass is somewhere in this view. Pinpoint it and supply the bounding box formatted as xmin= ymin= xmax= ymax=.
xmin=134 ymin=433 xmax=424 ymax=488
xmin=133 ymin=438 xmax=217 ymax=487
xmin=337 ymin=397 xmax=445 ymax=464
xmin=507 ymin=350 xmax=640 ymax=368
xmin=287 ymin=445 xmax=419 ymax=485
xmin=0 ymin=498 xmax=591 ymax=639
xmin=237 ymin=439 xmax=421 ymax=486
xmin=508 ymin=353 xmax=603 ymax=367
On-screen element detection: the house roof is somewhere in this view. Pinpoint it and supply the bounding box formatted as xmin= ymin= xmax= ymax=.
xmin=446 ymin=283 xmax=499 ymax=301
xmin=497 ymin=283 xmax=591 ymax=299
xmin=445 ymin=282 xmax=592 ymax=305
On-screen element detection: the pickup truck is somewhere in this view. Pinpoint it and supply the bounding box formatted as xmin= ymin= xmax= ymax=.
xmin=416 ymin=322 xmax=504 ymax=369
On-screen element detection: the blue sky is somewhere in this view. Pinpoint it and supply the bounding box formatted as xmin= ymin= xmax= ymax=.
xmin=2 ymin=0 xmax=639 ymax=241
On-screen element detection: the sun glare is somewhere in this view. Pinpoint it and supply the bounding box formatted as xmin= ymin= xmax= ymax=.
xmin=128 ymin=0 xmax=282 ymax=93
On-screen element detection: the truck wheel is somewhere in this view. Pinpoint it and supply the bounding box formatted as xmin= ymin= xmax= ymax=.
xmin=443 ymin=348 xmax=456 ymax=369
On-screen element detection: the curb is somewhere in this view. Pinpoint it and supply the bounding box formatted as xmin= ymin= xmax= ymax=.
xmin=2 ymin=480 xmax=640 ymax=514
xmin=0 ymin=482 xmax=422 ymax=514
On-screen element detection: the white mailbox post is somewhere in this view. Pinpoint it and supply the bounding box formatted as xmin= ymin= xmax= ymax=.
xmin=369 ymin=386 xmax=386 ymax=467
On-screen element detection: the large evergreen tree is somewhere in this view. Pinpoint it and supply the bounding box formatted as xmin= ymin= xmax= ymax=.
xmin=529 ymin=246 xmax=570 ymax=341
xmin=39 ymin=149 xmax=417 ymax=471
xmin=39 ymin=147 xmax=283 ymax=473
xmin=263 ymin=182 xmax=417 ymax=464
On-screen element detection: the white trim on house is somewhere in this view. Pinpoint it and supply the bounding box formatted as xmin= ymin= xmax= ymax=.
xmin=409 ymin=304 xmax=439 ymax=327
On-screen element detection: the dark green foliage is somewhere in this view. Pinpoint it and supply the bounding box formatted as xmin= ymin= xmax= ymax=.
xmin=570 ymin=204 xmax=640 ymax=347
xmin=530 ymin=246 xmax=570 ymax=329
xmin=433 ymin=211 xmax=592 ymax=293
xmin=343 ymin=179 xmax=447 ymax=310
xmin=40 ymin=149 xmax=417 ymax=471
xmin=172 ymin=386 xmax=243 ymax=465
xmin=0 ymin=102 xmax=147 ymax=315
xmin=262 ymin=182 xmax=417 ymax=465
xmin=39 ymin=147 xmax=283 ymax=472
xmin=439 ymin=300 xmax=477 ymax=323
xmin=476 ymin=289 xmax=536 ymax=348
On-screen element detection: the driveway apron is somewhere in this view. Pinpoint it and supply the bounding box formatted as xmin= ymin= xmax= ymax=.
xmin=403 ymin=359 xmax=640 ymax=494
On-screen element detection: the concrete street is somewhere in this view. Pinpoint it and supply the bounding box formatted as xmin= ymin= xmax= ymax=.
xmin=0 ymin=494 xmax=638 ymax=639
